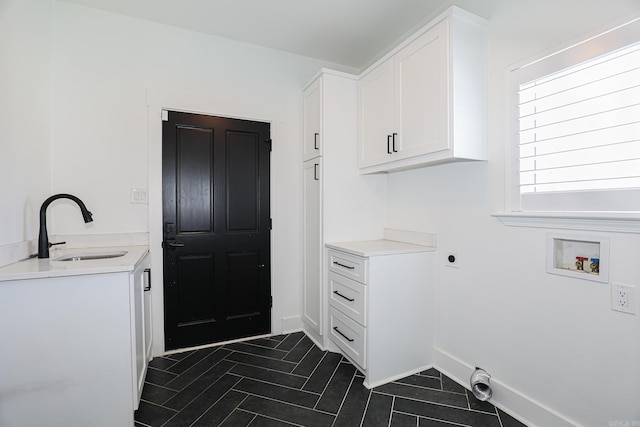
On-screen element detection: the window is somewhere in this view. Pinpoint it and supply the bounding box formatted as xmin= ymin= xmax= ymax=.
xmin=509 ymin=17 xmax=640 ymax=213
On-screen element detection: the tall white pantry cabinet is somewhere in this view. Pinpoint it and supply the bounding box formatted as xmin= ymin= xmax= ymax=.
xmin=301 ymin=70 xmax=385 ymax=347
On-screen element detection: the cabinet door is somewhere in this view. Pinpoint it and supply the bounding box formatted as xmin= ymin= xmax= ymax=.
xmin=395 ymin=19 xmax=449 ymax=159
xmin=303 ymin=78 xmax=322 ymax=161
xmin=130 ymin=258 xmax=147 ymax=409
xmin=302 ymin=159 xmax=322 ymax=334
xmin=143 ymin=266 xmax=153 ymax=362
xmin=358 ymin=59 xmax=395 ymax=168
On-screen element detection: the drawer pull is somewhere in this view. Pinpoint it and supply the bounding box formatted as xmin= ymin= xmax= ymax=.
xmin=333 ymin=261 xmax=355 ymax=270
xmin=333 ymin=290 xmax=355 ymax=302
xmin=333 ymin=326 xmax=355 ymax=342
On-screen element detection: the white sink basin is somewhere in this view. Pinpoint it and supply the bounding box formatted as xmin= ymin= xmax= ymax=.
xmin=53 ymin=251 xmax=128 ymax=262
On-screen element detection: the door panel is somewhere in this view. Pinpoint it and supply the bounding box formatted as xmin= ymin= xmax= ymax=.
xmin=226 ymin=251 xmax=261 ymax=319
xmin=227 ymin=131 xmax=259 ymax=232
xmin=163 ymin=111 xmax=271 ymax=350
xmin=177 ymin=126 xmax=214 ymax=233
xmin=176 ymin=254 xmax=215 ymax=325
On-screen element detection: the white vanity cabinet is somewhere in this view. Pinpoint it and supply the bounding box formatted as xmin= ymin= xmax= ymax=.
xmin=0 ymin=247 xmax=150 ymax=427
xmin=326 ymin=241 xmax=435 ymax=388
xmin=358 ymin=7 xmax=488 ymax=173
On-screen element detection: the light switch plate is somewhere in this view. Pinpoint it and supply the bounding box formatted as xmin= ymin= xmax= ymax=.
xmin=130 ymin=188 xmax=148 ymax=204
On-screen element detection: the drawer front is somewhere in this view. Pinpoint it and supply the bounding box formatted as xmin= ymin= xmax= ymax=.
xmin=328 ymin=250 xmax=367 ymax=284
xmin=329 ymin=306 xmax=366 ymax=369
xmin=328 ymin=272 xmax=367 ymax=326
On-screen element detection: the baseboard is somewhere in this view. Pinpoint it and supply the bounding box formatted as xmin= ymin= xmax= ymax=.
xmin=302 ymin=323 xmax=327 ymax=351
xmin=280 ymin=315 xmax=302 ymax=334
xmin=164 ymin=333 xmax=272 ymax=356
xmin=364 ymin=364 xmax=432 ymax=389
xmin=433 ymin=347 xmax=579 ymax=427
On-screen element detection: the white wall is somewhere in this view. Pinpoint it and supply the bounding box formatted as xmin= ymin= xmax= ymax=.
xmin=385 ymin=0 xmax=640 ymax=425
xmin=11 ymin=0 xmax=640 ymax=424
xmin=0 ymin=0 xmax=52 ymax=250
xmin=50 ymin=1 xmax=355 ymax=354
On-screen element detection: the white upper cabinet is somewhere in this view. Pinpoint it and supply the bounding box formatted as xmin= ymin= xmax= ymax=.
xmin=358 ymin=7 xmax=488 ymax=174
xmin=395 ymin=20 xmax=448 ymax=160
xmin=359 ymin=59 xmax=394 ymax=167
xmin=303 ymin=78 xmax=322 ymax=161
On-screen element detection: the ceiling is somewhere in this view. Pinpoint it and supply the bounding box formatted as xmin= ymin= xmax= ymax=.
xmin=60 ymin=0 xmax=494 ymax=70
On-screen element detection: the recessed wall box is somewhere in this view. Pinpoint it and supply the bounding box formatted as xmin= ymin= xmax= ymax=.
xmin=547 ymin=233 xmax=609 ymax=283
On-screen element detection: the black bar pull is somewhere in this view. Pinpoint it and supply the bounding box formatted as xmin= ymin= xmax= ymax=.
xmin=333 ymin=290 xmax=355 ymax=302
xmin=333 ymin=261 xmax=355 ymax=270
xmin=314 ymin=163 xmax=319 ymax=181
xmin=392 ymin=133 xmax=398 ymax=152
xmin=314 ymin=133 xmax=319 ymax=150
xmin=144 ymin=268 xmax=151 ymax=291
xmin=387 ymin=135 xmax=392 ymax=154
xmin=333 ymin=327 xmax=355 ymax=342
xmin=167 ymin=242 xmax=184 ymax=248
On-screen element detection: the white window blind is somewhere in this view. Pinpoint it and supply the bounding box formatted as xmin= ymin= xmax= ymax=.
xmin=510 ymin=17 xmax=640 ymax=212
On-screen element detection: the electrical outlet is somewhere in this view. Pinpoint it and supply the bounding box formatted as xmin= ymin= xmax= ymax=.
xmin=611 ymin=283 xmax=636 ymax=314
xmin=445 ymin=250 xmax=460 ymax=268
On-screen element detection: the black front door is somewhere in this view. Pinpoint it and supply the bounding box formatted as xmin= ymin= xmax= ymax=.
xmin=162 ymin=111 xmax=271 ymax=350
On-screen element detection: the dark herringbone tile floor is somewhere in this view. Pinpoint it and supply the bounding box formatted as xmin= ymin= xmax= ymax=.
xmin=135 ymin=332 xmax=527 ymax=427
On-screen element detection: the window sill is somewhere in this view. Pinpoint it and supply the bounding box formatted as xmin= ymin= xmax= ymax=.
xmin=492 ymin=211 xmax=640 ymax=233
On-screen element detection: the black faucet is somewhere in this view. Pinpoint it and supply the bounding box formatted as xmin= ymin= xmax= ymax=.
xmin=38 ymin=193 xmax=93 ymax=259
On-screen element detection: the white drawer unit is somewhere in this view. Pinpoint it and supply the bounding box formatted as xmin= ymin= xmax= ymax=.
xmin=328 ymin=250 xmax=368 ymax=283
xmin=326 ymin=244 xmax=435 ymax=389
xmin=329 ymin=306 xmax=366 ymax=368
xmin=329 ymin=271 xmax=367 ymax=326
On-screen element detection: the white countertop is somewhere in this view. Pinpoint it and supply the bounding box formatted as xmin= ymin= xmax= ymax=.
xmin=325 ymin=239 xmax=435 ymax=257
xmin=0 ymin=245 xmax=149 ymax=282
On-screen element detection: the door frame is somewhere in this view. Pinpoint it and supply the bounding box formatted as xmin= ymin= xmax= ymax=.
xmin=146 ymin=91 xmax=281 ymax=356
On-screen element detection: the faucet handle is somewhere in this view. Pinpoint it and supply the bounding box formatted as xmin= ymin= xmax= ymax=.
xmin=48 ymin=241 xmax=67 ymax=248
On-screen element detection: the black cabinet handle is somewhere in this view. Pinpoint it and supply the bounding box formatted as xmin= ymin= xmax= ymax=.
xmin=392 ymin=133 xmax=398 ymax=152
xmin=144 ymin=268 xmax=152 ymax=291
xmin=314 ymin=163 xmax=319 ymax=181
xmin=333 ymin=261 xmax=354 ymax=270
xmin=333 ymin=326 xmax=355 ymax=342
xmin=314 ymin=133 xmax=319 ymax=150
xmin=333 ymin=290 xmax=355 ymax=302
xmin=387 ymin=135 xmax=392 ymax=154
